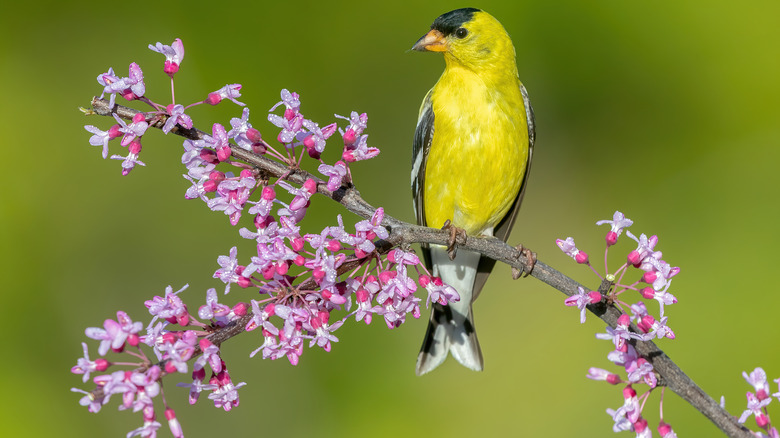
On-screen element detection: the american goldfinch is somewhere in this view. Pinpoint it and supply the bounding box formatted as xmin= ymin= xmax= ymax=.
xmin=411 ymin=7 xmax=535 ymax=375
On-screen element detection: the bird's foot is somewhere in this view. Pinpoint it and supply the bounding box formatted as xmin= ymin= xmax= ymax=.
xmin=441 ymin=219 xmax=467 ymax=260
xmin=511 ymin=244 xmax=537 ymax=279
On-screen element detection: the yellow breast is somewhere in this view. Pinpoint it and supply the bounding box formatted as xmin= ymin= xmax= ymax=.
xmin=423 ymin=65 xmax=529 ymax=235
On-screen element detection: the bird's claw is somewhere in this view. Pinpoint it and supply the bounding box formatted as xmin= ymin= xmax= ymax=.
xmin=511 ymin=244 xmax=537 ymax=279
xmin=441 ymin=219 xmax=467 ymax=260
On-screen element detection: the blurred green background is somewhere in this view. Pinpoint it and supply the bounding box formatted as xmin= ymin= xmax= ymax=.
xmin=2 ymin=0 xmax=779 ymax=436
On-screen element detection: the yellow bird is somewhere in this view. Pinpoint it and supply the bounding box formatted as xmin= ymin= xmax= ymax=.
xmin=411 ymin=8 xmax=535 ymax=375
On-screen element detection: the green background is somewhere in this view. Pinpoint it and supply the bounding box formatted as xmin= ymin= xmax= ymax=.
xmin=3 ymin=0 xmax=779 ymax=436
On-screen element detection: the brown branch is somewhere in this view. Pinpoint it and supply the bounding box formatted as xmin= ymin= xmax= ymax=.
xmin=86 ymin=97 xmax=751 ymax=437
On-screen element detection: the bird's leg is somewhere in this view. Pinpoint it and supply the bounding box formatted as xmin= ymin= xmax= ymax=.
xmin=441 ymin=219 xmax=467 ymax=260
xmin=511 ymin=244 xmax=537 ymax=279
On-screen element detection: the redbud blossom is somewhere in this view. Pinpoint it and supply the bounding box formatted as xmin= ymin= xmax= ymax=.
xmin=657 ymin=422 xmax=677 ymax=438
xmin=596 ymin=211 xmax=633 ymax=246
xmin=564 ymin=286 xmax=602 ymax=323
xmin=207 ymin=84 xmax=244 ymax=106
xmin=556 ymin=237 xmax=589 ymax=264
xmin=149 ymin=38 xmax=184 ymax=78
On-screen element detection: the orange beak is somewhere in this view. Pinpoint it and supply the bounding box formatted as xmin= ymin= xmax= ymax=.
xmin=412 ymin=29 xmax=448 ymax=52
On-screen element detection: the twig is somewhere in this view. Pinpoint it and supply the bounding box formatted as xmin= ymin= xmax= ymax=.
xmin=87 ymin=97 xmax=751 ymax=437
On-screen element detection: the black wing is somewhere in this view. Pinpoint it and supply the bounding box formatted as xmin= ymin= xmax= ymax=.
xmin=411 ymin=88 xmax=435 ymax=269
xmin=471 ymin=83 xmax=536 ymax=301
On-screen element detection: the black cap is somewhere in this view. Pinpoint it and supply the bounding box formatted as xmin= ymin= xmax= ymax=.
xmin=430 ymin=8 xmax=481 ymax=37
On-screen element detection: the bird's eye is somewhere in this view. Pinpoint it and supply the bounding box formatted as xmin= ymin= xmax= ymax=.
xmin=455 ymin=27 xmax=469 ymax=39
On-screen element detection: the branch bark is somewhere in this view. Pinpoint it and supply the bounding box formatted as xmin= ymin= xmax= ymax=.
xmin=87 ymin=97 xmax=751 ymax=437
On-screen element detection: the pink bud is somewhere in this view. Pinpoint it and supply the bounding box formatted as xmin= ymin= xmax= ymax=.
xmin=164 ymin=61 xmax=180 ymax=77
xmin=252 ymin=142 xmax=267 ymax=154
xmin=192 ymin=367 xmax=206 ymax=381
xmin=587 ymin=291 xmax=602 ymax=303
xmin=757 ymin=413 xmax=770 ymax=428
xmin=95 ymin=358 xmax=110 ymax=371
xmin=627 ymin=250 xmax=641 ymax=266
xmin=303 ymin=134 xmax=315 ymax=149
xmin=307 ymin=146 xmax=321 ymax=160
xmin=633 ymin=417 xmax=648 ymax=432
xmin=387 ymin=249 xmax=398 ymax=264
xmin=209 ymin=171 xmax=226 ymax=183
xmin=658 ymin=422 xmax=673 ymax=437
xmin=216 ymin=145 xmax=231 ymax=161
xmin=237 ymin=275 xmax=253 ymax=288
xmin=261 ymin=186 xmax=276 ymax=201
xmin=327 ymin=240 xmax=341 ymax=252
xmin=108 ymin=124 xmax=123 ymax=139
xmin=356 ymin=289 xmax=369 ymax=303
xmin=342 ymin=150 xmax=356 ymax=162
xmin=261 ymin=265 xmax=275 ymax=280
xmin=606 ymin=373 xmax=621 ymax=385
xmin=127 ymin=333 xmax=140 ymax=347
xmin=207 ymin=92 xmax=222 ymax=105
xmin=128 ymin=138 xmax=142 ymax=154
xmin=642 ymin=271 xmax=657 ymax=284
xmin=605 ymin=230 xmax=618 ymax=246
xmin=303 ymin=178 xmax=317 ymax=194
xmin=379 ymin=270 xmax=396 ymax=284
xmin=275 ymin=261 xmax=289 ymax=276
xmin=240 ymin=169 xmax=254 ymax=179
xmin=640 ymin=287 xmax=655 ymax=299
xmin=617 ymin=313 xmax=631 ymax=327
xmin=199 ymin=148 xmax=218 ymax=164
xmin=122 ymin=90 xmax=139 ymax=101
xmin=203 ymin=179 xmax=217 ymax=192
xmin=623 ymin=385 xmax=637 ymax=399
xmin=575 ymin=251 xmax=589 ymax=264
xmin=638 ymin=315 xmax=656 ymax=333
xmin=318 ymin=311 xmax=330 ymax=324
xmin=343 ymin=128 xmax=356 ymax=146
xmin=254 ymin=214 xmax=274 ymax=229
xmin=199 ymin=338 xmax=213 ymax=350
xmin=132 ymin=113 xmax=146 ymax=124
xmin=418 ymin=275 xmax=431 ymax=287
xmin=232 ymin=302 xmax=248 ymax=316
xmin=247 ymin=128 xmax=262 ymax=143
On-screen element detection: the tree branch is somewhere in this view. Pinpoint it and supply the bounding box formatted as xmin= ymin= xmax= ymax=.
xmin=87 ymin=97 xmax=751 ymax=437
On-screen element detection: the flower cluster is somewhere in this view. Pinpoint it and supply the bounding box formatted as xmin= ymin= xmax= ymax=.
xmin=557 ymin=211 xmax=680 ymax=437
xmin=75 ymin=38 xmax=459 ymax=437
xmin=737 ymin=367 xmax=780 ymax=437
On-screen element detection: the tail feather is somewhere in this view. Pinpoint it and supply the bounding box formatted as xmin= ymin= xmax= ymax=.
xmin=416 ymin=247 xmax=483 ymax=375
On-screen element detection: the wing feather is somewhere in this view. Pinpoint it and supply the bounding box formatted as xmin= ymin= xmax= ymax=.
xmin=412 ymin=88 xmax=435 ymax=268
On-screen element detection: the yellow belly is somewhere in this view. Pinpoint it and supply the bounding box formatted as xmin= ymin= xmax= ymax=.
xmin=423 ymin=68 xmax=529 ymax=235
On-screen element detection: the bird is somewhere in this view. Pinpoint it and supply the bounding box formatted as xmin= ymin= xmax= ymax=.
xmin=410 ymin=7 xmax=535 ymax=375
